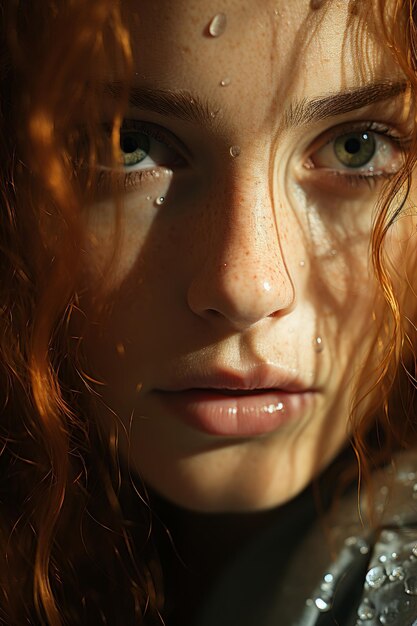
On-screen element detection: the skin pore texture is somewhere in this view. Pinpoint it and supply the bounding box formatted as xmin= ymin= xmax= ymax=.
xmin=79 ymin=0 xmax=416 ymax=512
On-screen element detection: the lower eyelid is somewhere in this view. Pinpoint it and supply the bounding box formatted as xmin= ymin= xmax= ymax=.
xmin=96 ymin=168 xmax=156 ymax=194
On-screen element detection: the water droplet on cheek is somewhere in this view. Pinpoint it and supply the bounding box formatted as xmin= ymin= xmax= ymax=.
xmin=229 ymin=145 xmax=241 ymax=158
xmin=313 ymin=337 xmax=324 ymax=353
xmin=208 ymin=13 xmax=227 ymax=37
xmin=155 ymin=196 xmax=165 ymax=206
xmin=220 ymin=77 xmax=231 ymax=87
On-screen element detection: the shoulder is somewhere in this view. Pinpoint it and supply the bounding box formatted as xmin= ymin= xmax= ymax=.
xmin=277 ymin=450 xmax=417 ymax=626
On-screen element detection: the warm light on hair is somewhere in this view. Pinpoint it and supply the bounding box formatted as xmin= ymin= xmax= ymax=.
xmin=0 ymin=1 xmax=416 ymax=624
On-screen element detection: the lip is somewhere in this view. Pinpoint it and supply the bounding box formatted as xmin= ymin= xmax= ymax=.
xmin=154 ymin=365 xmax=317 ymax=437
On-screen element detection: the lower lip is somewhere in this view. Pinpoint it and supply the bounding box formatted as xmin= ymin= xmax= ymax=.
xmin=155 ymin=389 xmax=314 ymax=437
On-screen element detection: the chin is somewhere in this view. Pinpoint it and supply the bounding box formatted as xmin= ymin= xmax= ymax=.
xmin=145 ymin=472 xmax=309 ymax=513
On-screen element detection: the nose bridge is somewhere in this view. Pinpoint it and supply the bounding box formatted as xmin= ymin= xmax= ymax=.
xmin=187 ymin=168 xmax=295 ymax=329
xmin=222 ymin=178 xmax=285 ymax=279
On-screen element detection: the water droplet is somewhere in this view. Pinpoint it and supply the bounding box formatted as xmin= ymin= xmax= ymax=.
xmin=404 ymin=576 xmax=417 ymax=595
xmin=412 ymin=545 xmax=417 ymax=557
xmin=136 ymin=382 xmax=143 ymax=393
xmin=146 ymin=195 xmax=152 ymax=201
xmin=264 ymin=402 xmax=284 ymax=414
xmin=314 ymin=597 xmax=331 ymax=612
xmin=323 ymin=573 xmax=334 ymax=584
xmin=313 ymin=336 xmax=324 ymax=353
xmin=229 ymin=145 xmax=241 ymax=157
xmin=299 ymin=260 xmax=305 ymax=267
xmin=379 ymin=555 xmax=388 ymax=563
xmin=220 ymin=77 xmax=231 ymax=87
xmin=155 ymin=196 xmax=165 ymax=206
xmin=208 ymin=13 xmax=227 ymax=37
xmin=366 ymin=566 xmax=387 ymax=589
xmin=357 ymin=599 xmax=376 ymax=620
xmin=330 ymin=248 xmax=337 ymax=257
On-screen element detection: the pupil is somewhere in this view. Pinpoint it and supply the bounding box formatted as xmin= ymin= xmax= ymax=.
xmin=344 ymin=137 xmax=361 ymax=154
xmin=121 ymin=135 xmax=138 ymax=154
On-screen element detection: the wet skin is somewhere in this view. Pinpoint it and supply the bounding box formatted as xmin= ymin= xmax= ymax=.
xmin=80 ymin=0 xmax=417 ymax=512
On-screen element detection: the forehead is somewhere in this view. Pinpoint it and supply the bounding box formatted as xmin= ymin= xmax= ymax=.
xmin=123 ymin=0 xmax=401 ymax=126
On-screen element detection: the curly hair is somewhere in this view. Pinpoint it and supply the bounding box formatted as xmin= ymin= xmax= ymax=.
xmin=0 ymin=1 xmax=416 ymax=624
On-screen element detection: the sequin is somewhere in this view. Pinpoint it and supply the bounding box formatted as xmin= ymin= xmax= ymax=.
xmin=366 ymin=566 xmax=387 ymax=589
xmin=404 ymin=576 xmax=417 ymax=595
xmin=357 ymin=599 xmax=376 ymax=620
xmin=314 ymin=596 xmax=331 ymax=612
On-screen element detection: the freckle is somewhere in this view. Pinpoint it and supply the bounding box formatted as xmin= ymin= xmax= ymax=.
xmin=116 ymin=342 xmax=125 ymax=356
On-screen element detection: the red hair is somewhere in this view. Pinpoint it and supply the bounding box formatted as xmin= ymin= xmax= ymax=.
xmin=0 ymin=1 xmax=416 ymax=624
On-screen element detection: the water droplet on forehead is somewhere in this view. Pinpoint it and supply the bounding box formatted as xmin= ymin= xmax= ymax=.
xmin=220 ymin=77 xmax=231 ymax=87
xmin=229 ymin=145 xmax=241 ymax=157
xmin=155 ymin=196 xmax=165 ymax=206
xmin=208 ymin=13 xmax=227 ymax=37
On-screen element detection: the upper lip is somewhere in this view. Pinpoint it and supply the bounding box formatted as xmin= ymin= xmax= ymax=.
xmin=157 ymin=364 xmax=313 ymax=393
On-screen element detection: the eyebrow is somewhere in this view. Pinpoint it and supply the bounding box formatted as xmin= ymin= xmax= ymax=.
xmin=105 ymin=80 xmax=408 ymax=129
xmin=284 ymin=80 xmax=408 ymax=127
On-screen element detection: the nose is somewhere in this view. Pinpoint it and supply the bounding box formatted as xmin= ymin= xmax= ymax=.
xmin=187 ymin=178 xmax=295 ymax=331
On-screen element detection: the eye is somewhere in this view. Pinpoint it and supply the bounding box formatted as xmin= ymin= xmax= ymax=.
xmin=332 ymin=131 xmax=376 ymax=168
xmin=119 ymin=130 xmax=151 ymax=168
xmin=304 ymin=122 xmax=408 ymax=192
xmin=99 ymin=120 xmax=186 ymax=172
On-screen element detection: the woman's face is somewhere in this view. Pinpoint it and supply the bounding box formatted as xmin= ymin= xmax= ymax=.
xmin=80 ymin=0 xmax=415 ymax=511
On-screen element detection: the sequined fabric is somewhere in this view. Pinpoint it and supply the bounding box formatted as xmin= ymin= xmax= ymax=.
xmin=274 ymin=452 xmax=417 ymax=625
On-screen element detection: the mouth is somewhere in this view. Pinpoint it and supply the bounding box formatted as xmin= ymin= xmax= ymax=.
xmin=154 ymin=366 xmax=317 ymax=437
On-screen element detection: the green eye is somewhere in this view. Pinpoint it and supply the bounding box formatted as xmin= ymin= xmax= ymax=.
xmin=333 ymin=132 xmax=376 ymax=168
xmin=120 ymin=132 xmax=150 ymax=167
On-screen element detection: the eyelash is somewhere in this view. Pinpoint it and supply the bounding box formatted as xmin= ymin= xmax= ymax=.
xmin=304 ymin=121 xmax=411 ymax=191
xmin=96 ymin=120 xmax=185 ymax=192
xmin=94 ymin=119 xmax=411 ymax=196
